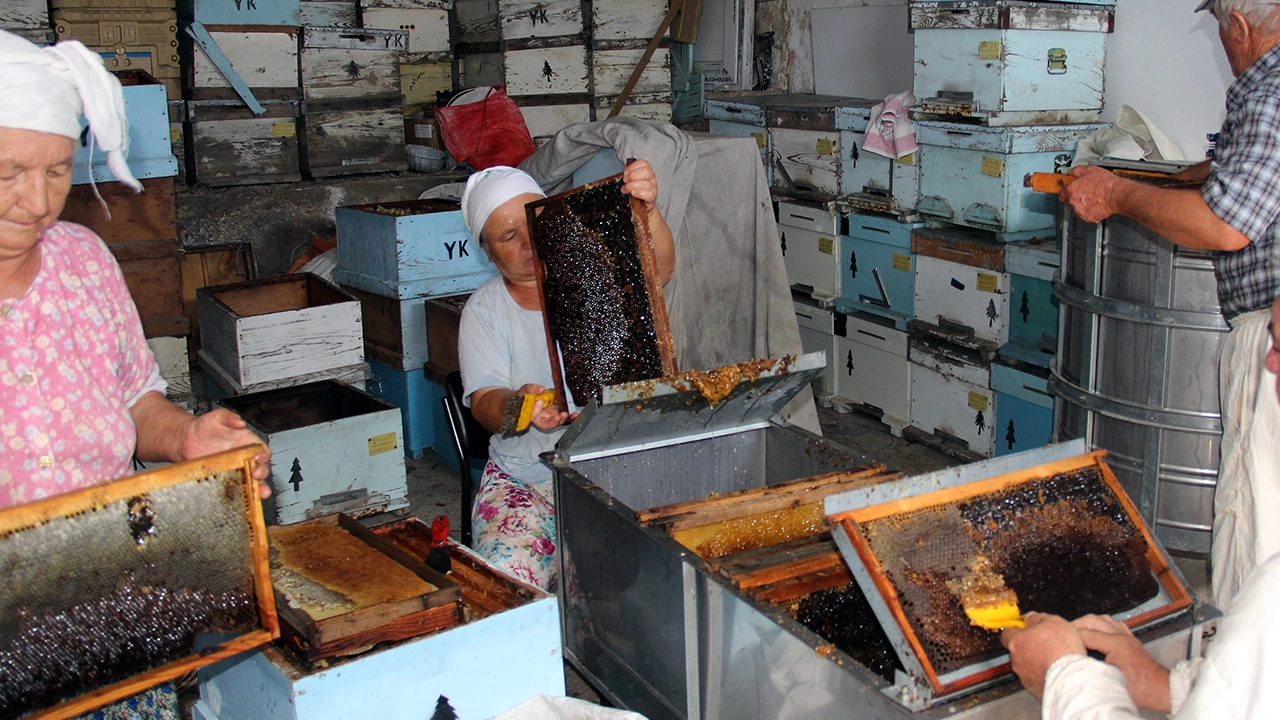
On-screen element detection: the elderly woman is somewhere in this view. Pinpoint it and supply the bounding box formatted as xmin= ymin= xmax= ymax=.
xmin=0 ymin=29 xmax=269 ymax=718
xmin=457 ymin=162 xmax=674 ymax=590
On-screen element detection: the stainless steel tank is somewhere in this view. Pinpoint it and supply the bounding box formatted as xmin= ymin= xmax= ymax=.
xmin=1052 ymin=212 xmax=1230 ymax=554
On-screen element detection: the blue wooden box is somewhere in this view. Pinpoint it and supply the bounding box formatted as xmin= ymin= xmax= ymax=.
xmin=910 ymin=0 xmax=1115 ymax=124
xmin=837 ymin=212 xmax=922 ymax=327
xmin=179 ymin=0 xmax=300 ymax=26
xmin=1002 ymin=238 xmax=1061 ymax=368
xmin=992 ymin=361 xmax=1054 ymax=457
xmin=367 ymin=359 xmax=450 ymax=460
xmin=73 ymin=81 xmax=177 ymax=185
xmin=915 ymin=120 xmax=1107 ymax=237
xmin=708 ymin=119 xmax=771 ymax=181
xmin=195 ymin=536 xmax=563 ymax=720
xmin=833 ymin=104 xmax=896 ymax=208
xmin=335 ymin=199 xmax=498 ymax=300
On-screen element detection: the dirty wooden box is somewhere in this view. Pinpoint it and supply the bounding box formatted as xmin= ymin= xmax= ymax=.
xmin=401 ymin=59 xmax=452 ymax=105
xmin=188 ymin=26 xmax=301 ymax=101
xmin=341 ymin=285 xmax=432 ymax=371
xmin=909 ymin=336 xmax=996 ymax=459
xmin=187 ymin=99 xmax=301 ymax=186
xmin=219 ymin=382 xmax=409 ymax=525
xmin=459 ymin=44 xmax=590 ymax=97
xmin=300 ymin=26 xmax=408 ymax=100
xmin=591 ymin=46 xmax=671 ymax=97
xmin=591 ymin=0 xmax=667 ymax=44
xmin=60 ymin=176 xmax=187 ymax=339
xmin=301 ymin=94 xmax=408 ymax=178
xmin=361 ymin=0 xmax=451 ymax=56
xmin=334 ymin=199 xmax=497 ymax=300
xmin=196 ymin=273 xmax=365 ymax=392
xmin=910 ymin=225 xmax=1011 ymax=352
xmin=778 ymin=199 xmax=842 ymax=300
xmin=518 ymin=101 xmax=591 ymax=143
xmin=300 ymin=0 xmax=359 ymax=27
xmin=911 ymin=0 xmax=1115 ymax=124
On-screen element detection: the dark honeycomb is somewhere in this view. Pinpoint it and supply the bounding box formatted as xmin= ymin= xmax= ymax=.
xmin=529 ymin=178 xmax=667 ymax=406
xmin=791 ymin=583 xmax=903 ymax=682
xmin=858 ymin=467 xmax=1159 ymax=676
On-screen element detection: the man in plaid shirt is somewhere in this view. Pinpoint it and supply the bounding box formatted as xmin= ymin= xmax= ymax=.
xmin=1062 ymin=0 xmax=1280 ymax=611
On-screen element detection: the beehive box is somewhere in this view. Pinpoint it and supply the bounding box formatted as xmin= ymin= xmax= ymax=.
xmin=367 ymin=359 xmax=449 ymax=459
xmin=506 ymin=45 xmax=590 ymax=96
xmin=424 ymin=294 xmax=467 ymax=377
xmin=196 ymin=520 xmax=564 ymax=720
xmin=1001 ymin=238 xmax=1061 ymax=368
xmin=838 ymin=211 xmax=922 ymax=327
xmin=992 ymin=361 xmax=1054 ymax=456
xmin=177 ymin=0 xmax=301 ymax=26
xmin=591 ymin=47 xmax=671 ymax=97
xmin=300 ymin=26 xmax=408 ymax=100
xmin=361 ymin=2 xmax=451 ymax=55
xmin=301 ymin=95 xmax=408 ymax=178
xmin=832 ymin=310 xmax=911 ymax=435
xmin=341 ymin=285 xmax=431 ymax=371
xmin=794 ymin=300 xmax=835 ymax=400
xmin=220 ymin=381 xmax=409 ymax=525
xmin=911 ymin=0 xmax=1114 ymax=124
xmin=496 ymin=0 xmax=582 ymax=40
xmin=591 ymin=0 xmax=666 ymax=44
xmin=196 ymin=273 xmax=365 ymax=392
xmin=189 ymin=27 xmax=301 ymax=101
xmin=401 ymin=59 xmax=452 ymax=105
xmin=72 ymin=73 xmax=177 ymax=185
xmin=911 ymin=225 xmax=1011 ymax=352
xmin=594 ymin=94 xmax=672 ymax=124
xmin=300 ymin=0 xmax=359 ymax=26
xmin=909 ymin=336 xmax=996 ymax=458
xmin=915 ymin=120 xmax=1106 ymax=236
xmin=778 ymin=200 xmax=842 ymax=299
xmin=0 ymin=446 xmax=277 ymax=720
xmin=187 ymin=99 xmax=301 ymax=187
xmin=334 ymin=199 xmax=497 ymax=300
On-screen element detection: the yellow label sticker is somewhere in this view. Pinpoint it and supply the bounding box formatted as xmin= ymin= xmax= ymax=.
xmin=892 ymin=253 xmax=912 ymax=272
xmin=816 ymin=137 xmax=835 ymax=156
xmin=752 ymin=131 xmax=767 ymax=149
xmin=367 ymin=432 xmax=398 ymax=456
xmin=978 ymin=40 xmax=1002 ymax=59
xmin=819 ymin=236 xmax=836 ymax=255
xmin=896 ymin=152 xmax=916 ymax=166
xmin=968 ymin=391 xmax=990 ymax=412
xmin=170 ymin=126 xmax=181 ymax=143
xmin=981 ymin=156 xmax=1005 ymax=178
xmin=976 ymin=272 xmax=1000 ymax=293
xmin=272 ymin=122 xmax=296 ymax=138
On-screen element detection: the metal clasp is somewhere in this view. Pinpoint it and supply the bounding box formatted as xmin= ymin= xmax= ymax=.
xmin=1047 ymin=48 xmax=1068 ymax=75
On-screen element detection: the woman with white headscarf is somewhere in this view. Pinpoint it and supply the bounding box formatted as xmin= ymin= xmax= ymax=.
xmin=1 ymin=29 xmax=272 ymax=717
xmin=457 ymin=161 xmax=674 ymax=590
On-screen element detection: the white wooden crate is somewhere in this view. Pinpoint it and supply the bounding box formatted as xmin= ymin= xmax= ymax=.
xmin=909 ymin=340 xmax=996 ymax=458
xmin=196 ymin=273 xmax=365 ymax=390
xmin=219 ymin=380 xmax=409 ymax=524
xmin=770 ymin=127 xmax=841 ymax=195
xmin=191 ymin=28 xmax=300 ymax=93
xmin=591 ymin=47 xmax=671 ymax=96
xmin=503 ymin=44 xmax=590 ymax=95
xmin=794 ymin=301 xmax=835 ymax=399
xmin=498 ymin=0 xmax=582 ymax=40
xmin=361 ymin=6 xmax=451 ymax=54
xmin=913 ymin=253 xmax=1010 ymax=347
xmin=300 ymin=0 xmax=359 ymax=26
xmin=592 ymin=0 xmax=667 ymax=43
xmin=300 ymin=26 xmax=408 ymax=100
xmin=778 ymin=200 xmax=841 ymax=299
xmin=832 ymin=312 xmax=910 ymax=434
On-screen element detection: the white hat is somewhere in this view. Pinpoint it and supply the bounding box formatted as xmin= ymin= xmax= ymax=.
xmin=0 ymin=29 xmax=140 ymax=191
xmin=460 ymin=166 xmax=545 ymax=240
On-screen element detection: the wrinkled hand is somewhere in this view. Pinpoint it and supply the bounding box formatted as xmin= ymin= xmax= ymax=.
xmin=1060 ymin=165 xmax=1126 ymax=223
xmin=1001 ymin=612 xmax=1087 ymax=698
xmin=1074 ymin=614 xmax=1171 ymax=712
xmin=181 ymin=408 xmax=272 ymax=496
xmin=517 ymin=383 xmax=572 ymax=431
xmin=621 ymin=159 xmax=660 ymax=214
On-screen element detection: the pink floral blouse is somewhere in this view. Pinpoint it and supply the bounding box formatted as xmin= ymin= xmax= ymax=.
xmin=0 ymin=221 xmax=166 ymax=507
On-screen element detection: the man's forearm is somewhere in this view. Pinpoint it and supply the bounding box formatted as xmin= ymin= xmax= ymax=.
xmin=1112 ymin=181 xmax=1250 ymax=252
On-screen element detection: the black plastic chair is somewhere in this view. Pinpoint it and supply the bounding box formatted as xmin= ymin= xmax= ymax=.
xmin=442 ymin=371 xmax=492 ymax=547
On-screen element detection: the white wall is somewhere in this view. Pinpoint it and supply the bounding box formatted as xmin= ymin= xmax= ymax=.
xmin=1103 ymin=0 xmax=1234 ymax=160
xmin=806 ymin=0 xmax=1234 ymax=158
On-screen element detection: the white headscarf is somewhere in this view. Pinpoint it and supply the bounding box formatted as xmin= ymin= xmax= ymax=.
xmin=0 ymin=29 xmax=140 ymax=192
xmin=460 ymin=166 xmax=545 ymax=241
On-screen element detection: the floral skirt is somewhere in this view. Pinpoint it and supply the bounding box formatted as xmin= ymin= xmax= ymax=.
xmin=76 ymin=684 xmax=178 ymax=720
xmin=472 ymin=460 xmax=558 ymax=591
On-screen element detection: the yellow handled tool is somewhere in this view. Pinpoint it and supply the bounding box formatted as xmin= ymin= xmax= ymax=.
xmin=1025 ymin=169 xmax=1203 ymax=194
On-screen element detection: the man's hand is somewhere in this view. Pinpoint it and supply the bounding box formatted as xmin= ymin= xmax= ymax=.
xmin=1074 ymin=614 xmax=1171 ymax=712
xmin=180 ymin=408 xmax=272 ymax=494
xmin=1061 ymin=165 xmax=1130 ymax=223
xmin=621 ymin=159 xmax=660 ymax=213
xmin=1001 ymin=612 xmax=1087 ymax=698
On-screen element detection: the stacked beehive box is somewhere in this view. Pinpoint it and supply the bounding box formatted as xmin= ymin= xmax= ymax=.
xmin=2 ymin=0 xmax=54 ymax=44
xmin=361 ymin=0 xmax=453 ymax=108
xmin=49 ymin=0 xmax=180 ymax=98
xmin=589 ymin=0 xmax=672 ymax=124
xmin=334 ymin=200 xmax=497 ymax=458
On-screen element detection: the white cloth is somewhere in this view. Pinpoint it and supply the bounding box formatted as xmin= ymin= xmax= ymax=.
xmin=1073 ymin=105 xmax=1186 ymax=166
xmin=863 ymin=91 xmax=918 ymax=160
xmin=460 ymin=165 xmax=545 ymax=240
xmin=458 ymin=274 xmax=580 ymax=488
xmin=0 ymin=29 xmax=139 ymax=191
xmin=1213 ymin=307 xmax=1280 ymax=608
xmin=490 ymin=695 xmax=648 ymax=720
xmin=1041 ymin=552 xmax=1280 ymax=720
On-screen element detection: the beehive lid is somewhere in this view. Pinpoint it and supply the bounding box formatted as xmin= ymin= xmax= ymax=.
xmin=824 ymin=441 xmax=1192 ymax=707
xmin=557 ymin=351 xmax=827 ymax=462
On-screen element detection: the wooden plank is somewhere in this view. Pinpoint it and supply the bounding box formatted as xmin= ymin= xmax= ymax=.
xmin=300 ymin=0 xmax=360 ymax=27
xmin=592 ymin=47 xmax=671 ymax=96
xmin=454 ymin=0 xmax=500 ymax=44
xmin=401 ymin=60 xmax=452 ymax=106
xmin=592 ymin=0 xmax=667 ymax=43
xmin=749 ymin=565 xmax=852 ymax=603
xmin=300 ymin=28 xmax=406 ymax=100
xmin=119 ymin=252 xmax=189 ymax=338
xmin=910 ymin=227 xmax=1006 ymax=271
xmin=60 ymin=176 xmax=176 ymax=245
xmin=191 ymin=28 xmax=300 ymax=90
xmin=733 ymin=552 xmax=847 ymax=590
xmin=503 ymin=45 xmax=590 ymax=96
xmin=424 ymin=295 xmax=466 ymax=377
xmin=638 ymin=465 xmax=889 ymax=524
xmin=0 ymin=0 xmax=49 ymax=26
xmin=303 ymin=101 xmax=408 ymax=177
xmin=711 ymin=532 xmax=835 ymax=574
xmin=361 ymin=6 xmax=450 ymax=54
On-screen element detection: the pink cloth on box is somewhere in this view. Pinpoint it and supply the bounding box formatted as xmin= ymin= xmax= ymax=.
xmin=0 ymin=221 xmax=166 ymax=507
xmin=863 ymin=91 xmax=918 ymax=160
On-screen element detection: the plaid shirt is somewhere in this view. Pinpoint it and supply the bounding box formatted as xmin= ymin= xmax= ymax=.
xmin=1203 ymin=43 xmax=1280 ymax=322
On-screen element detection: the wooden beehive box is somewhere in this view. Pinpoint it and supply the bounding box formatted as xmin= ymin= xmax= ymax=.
xmin=196 ymin=273 xmax=365 ymax=392
xmin=187 ymin=99 xmax=302 ymax=187
xmin=300 ymin=26 xmax=407 ymax=100
xmin=301 ymin=95 xmax=408 ymax=178
xmin=360 ymin=0 xmax=452 ymax=55
xmin=0 ymin=446 xmax=277 ymax=720
xmin=334 ymin=199 xmax=496 ymax=300
xmin=188 ymin=27 xmax=301 ymax=101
